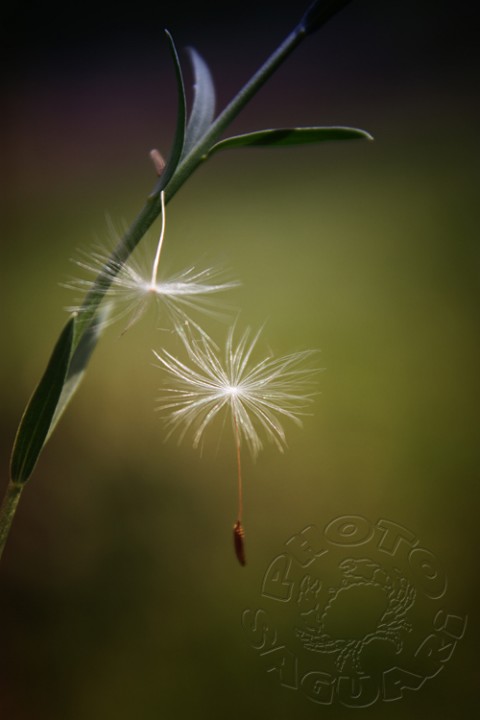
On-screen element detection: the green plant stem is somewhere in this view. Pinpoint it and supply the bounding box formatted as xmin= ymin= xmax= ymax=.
xmin=0 ymin=481 xmax=23 ymax=562
xmin=73 ymin=26 xmax=306 ymax=345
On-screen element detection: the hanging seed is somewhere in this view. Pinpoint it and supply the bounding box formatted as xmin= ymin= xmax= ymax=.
xmin=233 ymin=520 xmax=246 ymax=566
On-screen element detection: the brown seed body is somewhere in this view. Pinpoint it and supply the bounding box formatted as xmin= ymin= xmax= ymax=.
xmin=233 ymin=520 xmax=246 ymax=566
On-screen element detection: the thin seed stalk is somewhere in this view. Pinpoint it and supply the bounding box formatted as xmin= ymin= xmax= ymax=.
xmin=233 ymin=409 xmax=243 ymax=524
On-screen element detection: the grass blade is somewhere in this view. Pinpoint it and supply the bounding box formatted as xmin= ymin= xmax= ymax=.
xmin=157 ymin=31 xmax=187 ymax=191
xmin=209 ymin=126 xmax=373 ymax=154
xmin=182 ymin=48 xmax=216 ymax=157
xmin=47 ymin=307 xmax=109 ymax=442
xmin=10 ymin=316 xmax=75 ymax=483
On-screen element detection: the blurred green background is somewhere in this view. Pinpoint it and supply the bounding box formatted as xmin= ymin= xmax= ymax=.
xmin=1 ymin=1 xmax=479 ymax=718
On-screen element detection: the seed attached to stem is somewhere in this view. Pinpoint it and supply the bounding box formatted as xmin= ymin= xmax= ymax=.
xmin=66 ymin=191 xmax=239 ymax=339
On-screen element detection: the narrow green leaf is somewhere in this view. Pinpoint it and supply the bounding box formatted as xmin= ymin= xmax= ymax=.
xmin=209 ymin=126 xmax=373 ymax=154
xmin=47 ymin=307 xmax=109 ymax=442
xmin=157 ymin=30 xmax=187 ymax=191
xmin=182 ymin=47 xmax=216 ymax=157
xmin=10 ymin=316 xmax=75 ymax=484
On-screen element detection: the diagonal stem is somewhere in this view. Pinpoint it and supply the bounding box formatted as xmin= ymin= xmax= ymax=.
xmin=0 ymin=481 xmax=23 ymax=562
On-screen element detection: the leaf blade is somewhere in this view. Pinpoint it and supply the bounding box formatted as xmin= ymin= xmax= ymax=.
xmin=182 ymin=47 xmax=216 ymax=157
xmin=10 ymin=316 xmax=75 ymax=484
xmin=157 ymin=30 xmax=187 ymax=191
xmin=46 ymin=307 xmax=108 ymax=442
xmin=209 ymin=126 xmax=373 ymax=154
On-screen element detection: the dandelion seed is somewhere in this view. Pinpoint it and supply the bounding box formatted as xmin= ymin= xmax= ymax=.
xmin=154 ymin=326 xmax=319 ymax=565
xmin=66 ymin=191 xmax=240 ymax=339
